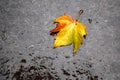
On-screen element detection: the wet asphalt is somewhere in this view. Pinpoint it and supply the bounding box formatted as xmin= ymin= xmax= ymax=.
xmin=0 ymin=0 xmax=120 ymax=80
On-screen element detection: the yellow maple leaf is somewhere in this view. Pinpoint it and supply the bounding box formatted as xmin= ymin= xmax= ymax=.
xmin=50 ymin=10 xmax=87 ymax=54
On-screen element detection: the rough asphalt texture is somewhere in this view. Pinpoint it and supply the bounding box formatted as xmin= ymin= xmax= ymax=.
xmin=0 ymin=0 xmax=120 ymax=80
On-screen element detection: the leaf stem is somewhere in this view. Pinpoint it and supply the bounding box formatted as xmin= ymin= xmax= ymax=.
xmin=76 ymin=9 xmax=84 ymax=20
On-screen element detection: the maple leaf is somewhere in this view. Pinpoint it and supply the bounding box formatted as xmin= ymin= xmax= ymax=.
xmin=50 ymin=10 xmax=87 ymax=54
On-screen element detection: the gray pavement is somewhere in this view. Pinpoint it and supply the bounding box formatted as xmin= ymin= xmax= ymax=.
xmin=0 ymin=0 xmax=120 ymax=80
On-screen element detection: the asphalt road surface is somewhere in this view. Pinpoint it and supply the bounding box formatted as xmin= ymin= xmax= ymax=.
xmin=0 ymin=0 xmax=120 ymax=80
